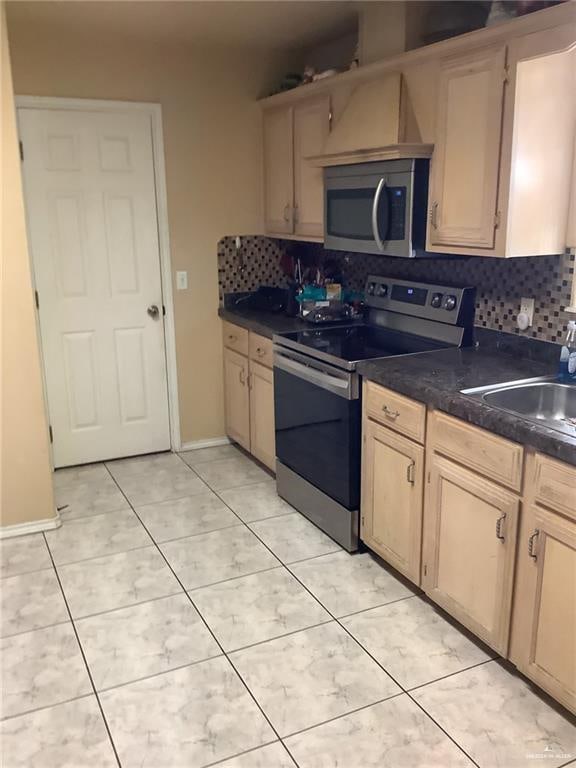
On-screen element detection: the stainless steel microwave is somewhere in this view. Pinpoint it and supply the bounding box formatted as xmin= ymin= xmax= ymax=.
xmin=324 ymin=158 xmax=430 ymax=257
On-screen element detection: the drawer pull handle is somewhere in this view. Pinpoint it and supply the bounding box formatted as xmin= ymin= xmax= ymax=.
xmin=382 ymin=404 xmax=400 ymax=419
xmin=239 ymin=369 xmax=246 ymax=386
xmin=406 ymin=461 xmax=416 ymax=485
xmin=495 ymin=513 xmax=506 ymax=541
xmin=431 ymin=201 xmax=439 ymax=229
xmin=528 ymin=529 xmax=540 ymax=560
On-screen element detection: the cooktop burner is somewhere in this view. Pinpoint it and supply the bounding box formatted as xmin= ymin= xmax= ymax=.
xmin=279 ymin=324 xmax=451 ymax=365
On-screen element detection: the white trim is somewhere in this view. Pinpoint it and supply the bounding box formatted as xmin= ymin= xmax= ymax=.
xmin=15 ymin=96 xmax=182 ymax=453
xmin=0 ymin=512 xmax=61 ymax=540
xmin=180 ymin=436 xmax=231 ymax=452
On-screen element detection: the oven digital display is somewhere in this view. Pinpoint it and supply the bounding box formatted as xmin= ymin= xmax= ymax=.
xmin=391 ymin=285 xmax=428 ymax=306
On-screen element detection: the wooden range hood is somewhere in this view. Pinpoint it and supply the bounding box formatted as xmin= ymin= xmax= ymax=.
xmin=308 ymin=73 xmax=433 ymax=167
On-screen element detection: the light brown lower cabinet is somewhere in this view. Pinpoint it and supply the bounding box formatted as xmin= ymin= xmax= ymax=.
xmin=249 ymin=361 xmax=275 ymax=470
xmin=510 ymin=453 xmax=576 ymax=714
xmin=361 ymin=419 xmax=424 ymax=585
xmin=422 ymin=454 xmax=519 ymax=655
xmin=223 ymin=326 xmax=275 ymax=472
xmin=223 ymin=347 xmax=250 ymax=451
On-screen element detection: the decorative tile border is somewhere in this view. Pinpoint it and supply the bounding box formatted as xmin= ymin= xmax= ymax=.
xmin=217 ymin=236 xmax=574 ymax=344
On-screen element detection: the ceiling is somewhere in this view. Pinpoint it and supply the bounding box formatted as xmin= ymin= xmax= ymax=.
xmin=6 ymin=1 xmax=360 ymax=49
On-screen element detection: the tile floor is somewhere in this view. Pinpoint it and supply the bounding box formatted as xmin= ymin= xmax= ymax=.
xmin=1 ymin=445 xmax=575 ymax=768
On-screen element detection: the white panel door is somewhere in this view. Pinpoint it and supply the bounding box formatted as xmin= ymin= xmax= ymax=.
xmin=19 ymin=107 xmax=171 ymax=467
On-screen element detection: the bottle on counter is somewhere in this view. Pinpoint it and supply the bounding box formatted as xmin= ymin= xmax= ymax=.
xmin=558 ymin=320 xmax=576 ymax=383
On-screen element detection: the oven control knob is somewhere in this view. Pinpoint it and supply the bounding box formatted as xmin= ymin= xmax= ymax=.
xmin=367 ymin=282 xmax=376 ymax=296
xmin=376 ymin=284 xmax=388 ymax=298
xmin=442 ymin=294 xmax=457 ymax=311
xmin=431 ymin=292 xmax=443 ymax=308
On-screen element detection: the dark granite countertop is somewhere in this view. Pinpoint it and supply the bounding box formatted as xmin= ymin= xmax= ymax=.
xmin=218 ymin=306 xmax=311 ymax=339
xmin=358 ymin=348 xmax=576 ymax=467
xmin=219 ymin=303 xmax=575 ymax=467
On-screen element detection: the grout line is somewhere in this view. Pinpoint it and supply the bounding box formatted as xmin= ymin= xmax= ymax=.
xmin=41 ymin=533 xmax=123 ymax=768
xmin=336 ymin=593 xmax=418 ymax=620
xmin=53 ymin=543 xmax=157 ymax=570
xmin=224 ymin=618 xmax=334 ymax=656
xmin=0 ymin=565 xmax=55 ymax=582
xmin=279 ymin=691 xmax=406 ymax=741
xmin=405 ymin=658 xmax=496 ymax=694
xmin=96 ymin=653 xmax=225 ymax=694
xmin=0 ymin=692 xmax=94 ymax=724
xmin=185 ymin=565 xmax=283 ymax=593
xmin=202 ymin=739 xmax=285 ymax=768
xmin=58 ymin=506 xmax=132 ymax=524
xmin=72 ymin=590 xmax=185 ymax=622
xmin=143 ymin=521 xmax=244 ymax=547
xmin=0 ymin=618 xmax=71 ymax=641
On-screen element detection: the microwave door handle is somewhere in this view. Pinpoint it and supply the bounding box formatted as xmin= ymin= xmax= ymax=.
xmin=371 ymin=178 xmax=388 ymax=252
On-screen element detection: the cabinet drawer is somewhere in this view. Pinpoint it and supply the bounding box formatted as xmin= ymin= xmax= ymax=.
xmin=430 ymin=411 xmax=523 ymax=492
xmin=364 ymin=381 xmax=426 ymax=444
xmin=249 ymin=333 xmax=273 ymax=368
xmin=222 ymin=321 xmax=249 ymax=356
xmin=534 ymin=453 xmax=576 ymax=521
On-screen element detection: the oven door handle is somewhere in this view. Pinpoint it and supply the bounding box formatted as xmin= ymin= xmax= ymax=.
xmin=371 ymin=178 xmax=388 ymax=252
xmin=274 ymin=353 xmax=354 ymax=399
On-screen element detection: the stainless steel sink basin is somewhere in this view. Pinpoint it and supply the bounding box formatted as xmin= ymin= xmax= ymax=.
xmin=462 ymin=376 xmax=576 ymax=438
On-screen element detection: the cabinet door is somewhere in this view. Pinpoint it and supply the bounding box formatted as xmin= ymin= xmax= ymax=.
xmin=361 ymin=419 xmax=424 ymax=585
xmin=263 ymin=106 xmax=294 ymax=235
xmin=428 ymin=45 xmax=506 ymax=250
xmin=249 ymin=361 xmax=275 ymax=471
xmin=422 ymin=455 xmax=519 ymax=654
xmin=293 ymin=95 xmax=330 ymax=238
xmin=511 ymin=504 xmax=576 ymax=714
xmin=223 ymin=348 xmax=250 ymax=451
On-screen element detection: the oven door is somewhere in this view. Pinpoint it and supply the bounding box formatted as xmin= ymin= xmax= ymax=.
xmin=273 ymin=348 xmax=361 ymax=510
xmin=324 ymin=168 xmax=413 ymax=257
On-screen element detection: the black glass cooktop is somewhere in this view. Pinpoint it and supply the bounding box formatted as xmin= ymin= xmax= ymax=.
xmin=278 ymin=324 xmax=451 ymax=366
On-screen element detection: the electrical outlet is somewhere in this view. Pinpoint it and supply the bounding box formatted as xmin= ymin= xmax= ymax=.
xmin=176 ymin=271 xmax=188 ymax=290
xmin=520 ymin=297 xmax=535 ymax=326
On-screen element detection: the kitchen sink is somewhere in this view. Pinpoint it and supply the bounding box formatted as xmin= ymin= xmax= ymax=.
xmin=461 ymin=376 xmax=576 ymax=438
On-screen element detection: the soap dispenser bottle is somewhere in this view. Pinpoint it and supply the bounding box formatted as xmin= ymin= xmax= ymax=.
xmin=558 ymin=321 xmax=576 ymax=382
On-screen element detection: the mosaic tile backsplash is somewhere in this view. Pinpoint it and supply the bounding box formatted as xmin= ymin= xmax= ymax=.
xmin=218 ymin=236 xmax=575 ymax=343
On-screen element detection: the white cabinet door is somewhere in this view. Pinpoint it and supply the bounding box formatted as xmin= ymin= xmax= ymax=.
xmin=19 ymin=107 xmax=170 ymax=467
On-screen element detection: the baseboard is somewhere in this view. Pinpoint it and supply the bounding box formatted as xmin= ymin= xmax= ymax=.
xmin=179 ymin=436 xmax=231 ymax=452
xmin=0 ymin=511 xmax=62 ymax=539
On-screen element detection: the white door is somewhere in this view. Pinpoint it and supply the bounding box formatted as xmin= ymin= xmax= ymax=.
xmin=19 ymin=107 xmax=171 ymax=467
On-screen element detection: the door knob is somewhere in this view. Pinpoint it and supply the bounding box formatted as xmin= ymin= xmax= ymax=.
xmin=147 ymin=304 xmax=160 ymax=319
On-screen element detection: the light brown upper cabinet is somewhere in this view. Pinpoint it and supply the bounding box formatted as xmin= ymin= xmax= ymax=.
xmin=427 ymin=25 xmax=576 ymax=257
xmin=428 ymin=44 xmax=506 ymax=251
xmin=263 ymin=95 xmax=330 ymax=240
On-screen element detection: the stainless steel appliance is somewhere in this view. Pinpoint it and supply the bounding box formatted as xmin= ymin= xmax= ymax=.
xmin=273 ymin=275 xmax=476 ymax=551
xmin=324 ymin=159 xmax=430 ymax=257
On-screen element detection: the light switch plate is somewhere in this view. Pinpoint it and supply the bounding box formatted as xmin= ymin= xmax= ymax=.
xmin=176 ymin=271 xmax=188 ymax=290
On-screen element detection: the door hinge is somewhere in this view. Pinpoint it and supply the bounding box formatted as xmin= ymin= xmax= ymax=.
xmin=34 ymin=290 xmax=40 ymax=310
xmin=503 ymin=66 xmax=509 ymax=84
xmin=162 ymin=305 xmax=166 ymax=317
xmin=494 ymin=211 xmax=501 ymax=229
xmin=361 ymin=515 xmax=365 ymax=528
xmin=427 ymin=470 xmax=431 ymax=484
xmin=423 ymin=564 xmax=428 ymax=576
xmin=49 ymin=425 xmax=53 ymax=444
xmin=19 ymin=140 xmax=24 ymax=162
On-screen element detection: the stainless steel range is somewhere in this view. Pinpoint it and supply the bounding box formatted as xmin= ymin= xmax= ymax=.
xmin=273 ymin=275 xmax=476 ymax=552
